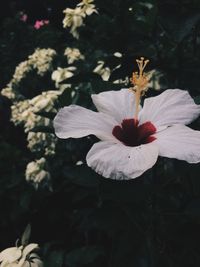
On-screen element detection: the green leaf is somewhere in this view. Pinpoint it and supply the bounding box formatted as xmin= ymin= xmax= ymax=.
xmin=45 ymin=250 xmax=65 ymax=267
xmin=65 ymin=246 xmax=104 ymax=267
xmin=34 ymin=111 xmax=56 ymax=120
xmin=57 ymin=87 xmax=72 ymax=108
xmin=194 ymin=95 xmax=200 ymax=104
xmin=66 ymin=165 xmax=100 ymax=188
xmin=21 ymin=224 xmax=31 ymax=246
xmin=29 ymin=125 xmax=54 ymax=133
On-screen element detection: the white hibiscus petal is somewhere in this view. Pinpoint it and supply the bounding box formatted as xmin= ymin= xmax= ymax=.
xmin=139 ymin=89 xmax=200 ymax=127
xmin=86 ymin=141 xmax=159 ymax=180
xmin=91 ymin=88 xmax=139 ymax=123
xmin=53 ymin=105 xmax=118 ymax=141
xmin=155 ymin=125 xmax=200 ymax=163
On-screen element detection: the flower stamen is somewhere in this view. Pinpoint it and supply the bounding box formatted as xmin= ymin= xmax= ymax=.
xmin=130 ymin=57 xmax=150 ymax=120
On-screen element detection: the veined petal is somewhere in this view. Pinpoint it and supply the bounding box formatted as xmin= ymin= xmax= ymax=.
xmin=155 ymin=125 xmax=200 ymax=163
xmin=86 ymin=141 xmax=159 ymax=179
xmin=91 ymin=89 xmax=139 ymax=123
xmin=53 ymin=105 xmax=118 ymax=141
xmin=139 ymin=89 xmax=200 ymax=127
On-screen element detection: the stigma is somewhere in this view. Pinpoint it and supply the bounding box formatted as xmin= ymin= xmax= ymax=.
xmin=130 ymin=57 xmax=150 ymax=120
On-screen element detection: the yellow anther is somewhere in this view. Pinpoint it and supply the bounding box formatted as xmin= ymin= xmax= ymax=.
xmin=130 ymin=57 xmax=150 ymax=120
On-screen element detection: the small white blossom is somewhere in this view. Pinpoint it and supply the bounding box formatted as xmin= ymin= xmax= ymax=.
xmin=11 ymin=100 xmax=31 ymax=126
xmin=113 ymin=77 xmax=129 ymax=85
xmin=148 ymin=69 xmax=164 ymax=91
xmin=11 ymin=90 xmax=61 ymax=133
xmin=114 ymin=52 xmax=122 ymax=58
xmin=12 ymin=61 xmax=31 ymax=85
xmin=1 ymin=87 xmax=18 ymax=100
xmin=27 ymin=132 xmax=57 ymax=156
xmin=30 ymin=90 xmax=62 ymax=113
xmin=28 ymin=48 xmax=56 ymax=75
xmin=1 ymin=48 xmax=57 ymax=101
xmin=76 ymin=160 xmax=83 ymax=165
xmin=0 ymin=244 xmax=43 ymax=267
xmin=26 ymin=157 xmax=51 ymax=186
xmin=64 ymin=47 xmax=85 ymax=64
xmin=52 ymin=67 xmax=76 ymax=88
xmin=77 ymin=0 xmax=98 ymax=16
xmin=11 ymin=101 xmax=49 ymax=132
xmin=93 ymin=61 xmax=111 ymax=81
xmin=63 ymin=7 xmax=85 ymax=38
xmin=25 ymin=116 xmax=50 ymax=133
xmin=63 ymin=0 xmax=97 ymax=38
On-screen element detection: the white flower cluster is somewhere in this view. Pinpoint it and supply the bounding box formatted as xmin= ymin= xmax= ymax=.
xmin=0 ymin=87 xmax=17 ymax=100
xmin=30 ymin=90 xmax=61 ymax=113
xmin=64 ymin=47 xmax=85 ymax=64
xmin=26 ymin=157 xmax=51 ymax=187
xmin=1 ymin=48 xmax=56 ymax=100
xmin=27 ymin=132 xmax=57 ymax=156
xmin=0 ymin=225 xmax=43 ymax=267
xmin=0 ymin=244 xmax=43 ymax=267
xmin=93 ymin=61 xmax=111 ymax=81
xmin=11 ymin=90 xmax=61 ymax=156
xmin=52 ymin=67 xmax=76 ymax=89
xmin=28 ymin=48 xmax=56 ymax=76
xmin=11 ymin=100 xmax=31 ymax=126
xmin=12 ymin=61 xmax=31 ymax=86
xmin=0 ymin=47 xmax=63 ymax=188
xmin=63 ymin=0 xmax=97 ymax=38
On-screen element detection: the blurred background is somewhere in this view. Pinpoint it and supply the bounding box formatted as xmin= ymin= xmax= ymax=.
xmin=0 ymin=0 xmax=200 ymax=266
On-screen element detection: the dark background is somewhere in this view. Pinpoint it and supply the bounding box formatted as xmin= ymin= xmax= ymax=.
xmin=0 ymin=1 xmax=200 ymax=266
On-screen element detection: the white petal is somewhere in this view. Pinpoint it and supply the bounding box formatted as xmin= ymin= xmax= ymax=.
xmin=155 ymin=125 xmax=200 ymax=163
xmin=22 ymin=244 xmax=39 ymax=258
xmin=91 ymin=89 xmax=139 ymax=123
xmin=0 ymin=247 xmax=22 ymax=263
xmin=1 ymin=262 xmax=18 ymax=267
xmin=86 ymin=141 xmax=159 ymax=179
xmin=139 ymin=89 xmax=200 ymax=127
xmin=18 ymin=257 xmax=26 ymax=267
xmin=30 ymin=258 xmax=43 ymax=267
xmin=21 ymin=262 xmax=31 ymax=267
xmin=54 ymin=105 xmax=118 ymax=141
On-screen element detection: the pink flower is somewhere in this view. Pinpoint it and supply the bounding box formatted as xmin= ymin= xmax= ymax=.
xmin=34 ymin=20 xmax=49 ymax=29
xmin=20 ymin=13 xmax=28 ymax=22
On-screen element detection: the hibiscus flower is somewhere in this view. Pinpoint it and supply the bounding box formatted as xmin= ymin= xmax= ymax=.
xmin=53 ymin=58 xmax=200 ymax=180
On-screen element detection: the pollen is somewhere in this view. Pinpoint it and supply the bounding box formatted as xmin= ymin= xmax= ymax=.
xmin=130 ymin=57 xmax=151 ymax=120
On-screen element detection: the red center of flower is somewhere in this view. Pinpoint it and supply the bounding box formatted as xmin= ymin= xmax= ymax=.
xmin=112 ymin=119 xmax=156 ymax=147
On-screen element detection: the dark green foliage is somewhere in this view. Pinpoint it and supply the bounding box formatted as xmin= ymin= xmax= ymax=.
xmin=0 ymin=0 xmax=200 ymax=267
